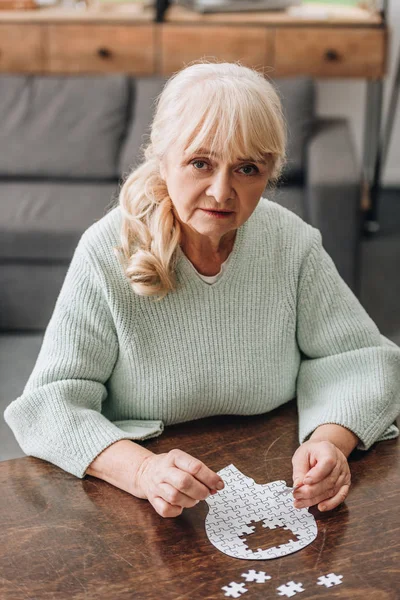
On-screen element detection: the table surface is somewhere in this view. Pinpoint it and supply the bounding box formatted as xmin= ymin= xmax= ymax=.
xmin=1 ymin=399 xmax=399 ymax=599
xmin=0 ymin=2 xmax=382 ymax=24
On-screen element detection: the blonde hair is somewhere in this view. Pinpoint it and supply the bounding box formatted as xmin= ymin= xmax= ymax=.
xmin=113 ymin=59 xmax=287 ymax=301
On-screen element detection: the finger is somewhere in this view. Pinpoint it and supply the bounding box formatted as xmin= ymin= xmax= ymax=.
xmin=163 ymin=466 xmax=212 ymax=501
xmin=317 ymin=484 xmax=350 ymax=512
xmin=292 ymin=449 xmax=311 ymax=487
xmin=293 ymin=488 xmax=336 ymax=510
xmin=168 ymin=449 xmax=224 ymax=492
xmin=303 ymin=448 xmax=337 ymax=484
xmin=293 ymin=474 xmax=348 ymax=509
xmin=158 ymin=482 xmax=200 ymax=509
xmin=293 ymin=466 xmax=346 ymax=501
xmin=151 ymin=496 xmax=184 ymax=519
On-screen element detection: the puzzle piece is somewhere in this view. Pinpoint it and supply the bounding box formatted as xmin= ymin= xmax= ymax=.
xmin=205 ymin=465 xmax=317 ymax=560
xmin=221 ymin=581 xmax=248 ymax=598
xmin=277 ymin=581 xmax=305 ymax=597
xmin=220 ymin=508 xmax=241 ymax=519
xmin=277 ymin=539 xmax=299 ymax=554
xmin=262 ymin=516 xmax=287 ymax=529
xmin=237 ymin=525 xmax=255 ymax=536
xmin=241 ymin=570 xmax=271 ymax=583
xmin=317 ymin=573 xmax=343 ymax=587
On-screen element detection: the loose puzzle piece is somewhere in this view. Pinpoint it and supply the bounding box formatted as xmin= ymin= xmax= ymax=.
xmin=277 ymin=581 xmax=305 ymax=597
xmin=241 ymin=570 xmax=271 ymax=583
xmin=221 ymin=582 xmax=248 ymax=598
xmin=205 ymin=464 xmax=317 ymax=560
xmin=316 ymin=573 xmax=343 ymax=587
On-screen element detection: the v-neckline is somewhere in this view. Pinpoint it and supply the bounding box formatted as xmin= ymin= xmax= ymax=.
xmin=176 ymin=218 xmax=249 ymax=290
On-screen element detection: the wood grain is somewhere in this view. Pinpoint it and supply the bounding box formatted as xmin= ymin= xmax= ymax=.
xmin=0 ymin=8 xmax=386 ymax=78
xmin=47 ymin=24 xmax=156 ymax=74
xmin=275 ymin=27 xmax=387 ymax=78
xmin=0 ymin=3 xmax=381 ymax=25
xmin=0 ymin=3 xmax=154 ymax=21
xmin=0 ymin=400 xmax=398 ymax=599
xmin=159 ymin=25 xmax=274 ymax=76
xmin=163 ymin=3 xmax=382 ymax=26
xmin=0 ymin=24 xmax=45 ymax=73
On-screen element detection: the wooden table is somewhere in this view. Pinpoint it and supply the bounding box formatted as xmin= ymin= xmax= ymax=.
xmin=1 ymin=399 xmax=399 ymax=599
xmin=0 ymin=2 xmax=386 ymax=77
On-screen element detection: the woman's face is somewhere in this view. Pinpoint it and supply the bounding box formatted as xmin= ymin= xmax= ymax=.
xmin=160 ymin=141 xmax=270 ymax=252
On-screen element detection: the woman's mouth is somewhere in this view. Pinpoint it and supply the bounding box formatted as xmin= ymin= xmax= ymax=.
xmin=201 ymin=209 xmax=233 ymax=218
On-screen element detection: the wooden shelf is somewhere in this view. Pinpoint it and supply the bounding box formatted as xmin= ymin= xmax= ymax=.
xmin=164 ymin=2 xmax=382 ymax=26
xmin=0 ymin=2 xmax=386 ymax=77
xmin=0 ymin=1 xmax=381 ymax=25
xmin=0 ymin=3 xmax=154 ymax=21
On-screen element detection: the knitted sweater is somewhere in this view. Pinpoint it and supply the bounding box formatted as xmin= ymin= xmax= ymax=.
xmin=4 ymin=197 xmax=400 ymax=479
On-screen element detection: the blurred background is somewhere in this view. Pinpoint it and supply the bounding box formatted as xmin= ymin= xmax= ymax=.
xmin=0 ymin=0 xmax=399 ymax=460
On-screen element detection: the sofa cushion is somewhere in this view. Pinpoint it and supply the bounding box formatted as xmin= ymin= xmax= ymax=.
xmin=0 ymin=263 xmax=70 ymax=331
xmin=0 ymin=333 xmax=42 ymax=457
xmin=119 ymin=76 xmax=169 ymax=176
xmin=0 ymin=74 xmax=131 ymax=179
xmin=0 ymin=181 xmax=119 ymax=260
xmin=274 ymin=77 xmax=315 ymax=182
xmin=119 ymin=76 xmax=315 ymax=182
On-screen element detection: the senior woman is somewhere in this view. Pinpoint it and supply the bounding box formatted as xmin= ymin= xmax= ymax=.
xmin=4 ymin=61 xmax=400 ymax=519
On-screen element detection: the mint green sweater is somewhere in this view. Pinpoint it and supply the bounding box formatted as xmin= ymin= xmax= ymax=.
xmin=4 ymin=198 xmax=400 ymax=478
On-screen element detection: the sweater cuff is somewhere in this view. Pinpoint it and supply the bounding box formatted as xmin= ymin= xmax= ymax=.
xmin=53 ymin=420 xmax=164 ymax=479
xmin=79 ymin=420 xmax=165 ymax=479
xmin=4 ymin=399 xmax=164 ymax=479
xmin=356 ymin=422 xmax=399 ymax=451
xmin=298 ymin=406 xmax=399 ymax=452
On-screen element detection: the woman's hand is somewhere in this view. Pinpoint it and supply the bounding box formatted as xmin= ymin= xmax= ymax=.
xmin=291 ymin=439 xmax=351 ymax=512
xmin=135 ymin=449 xmax=225 ymax=518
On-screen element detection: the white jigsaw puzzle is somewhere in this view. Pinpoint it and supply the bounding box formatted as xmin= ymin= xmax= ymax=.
xmin=205 ymin=464 xmax=317 ymax=560
xmin=317 ymin=573 xmax=343 ymax=587
xmin=221 ymin=581 xmax=248 ymax=598
xmin=277 ymin=581 xmax=305 ymax=597
xmin=241 ymin=570 xmax=271 ymax=583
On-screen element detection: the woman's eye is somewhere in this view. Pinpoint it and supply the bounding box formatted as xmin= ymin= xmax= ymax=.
xmin=192 ymin=160 xmax=208 ymax=171
xmin=191 ymin=160 xmax=259 ymax=176
xmin=239 ymin=165 xmax=259 ymax=176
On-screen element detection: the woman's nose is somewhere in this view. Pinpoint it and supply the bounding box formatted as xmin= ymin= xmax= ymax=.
xmin=206 ymin=171 xmax=234 ymax=202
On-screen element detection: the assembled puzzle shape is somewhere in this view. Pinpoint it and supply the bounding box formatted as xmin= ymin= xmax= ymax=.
xmin=205 ymin=464 xmax=317 ymax=559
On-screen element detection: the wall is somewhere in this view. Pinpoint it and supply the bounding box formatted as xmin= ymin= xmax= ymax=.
xmin=316 ymin=1 xmax=400 ymax=186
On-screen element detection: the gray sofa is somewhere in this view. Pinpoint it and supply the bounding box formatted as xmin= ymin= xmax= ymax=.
xmin=0 ymin=74 xmax=361 ymax=333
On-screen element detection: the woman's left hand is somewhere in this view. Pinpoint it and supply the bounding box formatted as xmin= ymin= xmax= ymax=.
xmin=291 ymin=440 xmax=351 ymax=512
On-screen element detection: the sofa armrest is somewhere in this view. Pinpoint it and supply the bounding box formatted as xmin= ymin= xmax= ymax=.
xmin=305 ymin=118 xmax=362 ymax=295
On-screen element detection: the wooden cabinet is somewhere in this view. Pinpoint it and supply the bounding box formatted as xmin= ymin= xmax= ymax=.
xmin=0 ymin=6 xmax=387 ymax=79
xmin=47 ymin=24 xmax=156 ymax=74
xmin=0 ymin=24 xmax=45 ymax=73
xmin=274 ymin=27 xmax=387 ymax=78
xmin=160 ymin=25 xmax=274 ymax=75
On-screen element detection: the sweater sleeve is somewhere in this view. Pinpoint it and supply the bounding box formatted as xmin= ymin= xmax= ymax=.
xmin=296 ymin=229 xmax=400 ymax=451
xmin=3 ymin=239 xmax=164 ymax=478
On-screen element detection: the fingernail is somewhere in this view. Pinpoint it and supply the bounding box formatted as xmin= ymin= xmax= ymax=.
xmin=319 ymin=504 xmax=326 ymax=511
xmin=293 ymin=478 xmax=302 ymax=487
xmin=303 ymin=477 xmax=313 ymax=484
xmin=216 ymin=481 xmax=224 ymax=490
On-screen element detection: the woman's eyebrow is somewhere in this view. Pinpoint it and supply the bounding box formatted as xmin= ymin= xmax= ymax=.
xmin=189 ymin=148 xmax=267 ymax=164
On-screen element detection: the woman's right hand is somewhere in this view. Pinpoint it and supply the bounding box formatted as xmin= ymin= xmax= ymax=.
xmin=135 ymin=449 xmax=225 ymax=518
